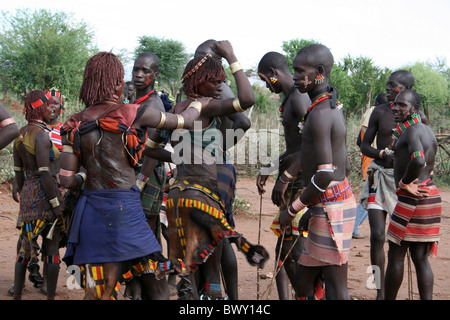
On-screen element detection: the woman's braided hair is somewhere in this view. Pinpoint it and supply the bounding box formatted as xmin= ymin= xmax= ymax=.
xmin=79 ymin=52 xmax=124 ymax=107
xmin=24 ymin=90 xmax=50 ymax=122
xmin=182 ymin=54 xmax=225 ymax=99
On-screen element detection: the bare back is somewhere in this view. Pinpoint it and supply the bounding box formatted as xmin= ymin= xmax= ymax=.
xmin=79 ymin=105 xmax=136 ymax=190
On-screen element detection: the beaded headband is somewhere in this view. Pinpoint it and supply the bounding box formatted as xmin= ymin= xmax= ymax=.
xmin=182 ymin=53 xmax=212 ymax=81
xmin=27 ymin=90 xmax=64 ymax=111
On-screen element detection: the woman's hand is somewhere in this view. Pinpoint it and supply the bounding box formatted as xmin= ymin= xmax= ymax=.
xmin=210 ymin=40 xmax=236 ymax=63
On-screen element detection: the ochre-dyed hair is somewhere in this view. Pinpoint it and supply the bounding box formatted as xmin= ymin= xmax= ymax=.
xmin=79 ymin=52 xmax=124 ymax=107
xmin=182 ymin=55 xmax=226 ymax=98
xmin=24 ymin=90 xmax=50 ymax=122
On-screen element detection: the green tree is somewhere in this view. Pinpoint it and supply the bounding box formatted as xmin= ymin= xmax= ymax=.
xmin=135 ymin=36 xmax=189 ymax=97
xmin=0 ymin=9 xmax=97 ymax=102
xmin=339 ymin=55 xmax=391 ymax=114
xmin=403 ymin=62 xmax=448 ymax=119
xmin=281 ymin=38 xmax=321 ymax=73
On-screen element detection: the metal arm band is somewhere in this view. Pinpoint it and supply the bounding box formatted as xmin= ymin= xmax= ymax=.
xmin=76 ymin=172 xmax=87 ymax=183
xmin=311 ymin=174 xmax=326 ymax=193
xmin=229 ymin=61 xmax=243 ymax=74
xmin=283 ymin=170 xmax=295 ymax=181
xmin=146 ymin=138 xmax=160 ymax=149
xmin=176 ymin=114 xmax=184 ymax=129
xmin=187 ymin=101 xmax=202 ymax=114
xmin=156 ymin=111 xmax=166 ymax=129
xmin=232 ymin=99 xmax=245 ymax=112
xmin=49 ymin=197 xmax=60 ymax=208
xmin=38 ymin=167 xmax=50 ymax=172
xmin=14 ymin=166 xmax=24 ymax=171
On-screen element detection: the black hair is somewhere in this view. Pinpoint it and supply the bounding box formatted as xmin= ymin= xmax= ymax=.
xmin=296 ymin=44 xmax=334 ymax=77
xmin=136 ymin=51 xmax=160 ymax=72
xmin=399 ymin=89 xmax=421 ymax=109
xmin=390 ymin=70 xmax=415 ymax=89
xmin=257 ymin=52 xmax=290 ymax=74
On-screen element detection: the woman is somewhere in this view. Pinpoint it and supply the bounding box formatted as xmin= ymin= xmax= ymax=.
xmin=59 ymin=52 xmax=205 ymax=300
xmin=146 ymin=40 xmax=269 ymax=299
xmin=12 ymin=90 xmax=64 ymax=300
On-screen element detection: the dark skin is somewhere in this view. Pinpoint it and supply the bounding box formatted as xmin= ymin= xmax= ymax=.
xmin=126 ymin=54 xmax=167 ymax=299
xmin=360 ymin=72 xmax=411 ymax=300
xmin=279 ymin=50 xmax=350 ymax=300
xmin=145 ymin=40 xmax=255 ymax=299
xmin=195 ymin=40 xmax=251 ymax=300
xmin=0 ymin=104 xmax=20 ymax=149
xmin=126 ymin=82 xmax=136 ymax=103
xmin=12 ymin=99 xmax=62 ymax=300
xmin=256 ymin=59 xmax=309 ymax=300
xmin=132 ymin=54 xmax=166 ymax=235
xmin=59 ymin=80 xmax=205 ymax=300
xmin=385 ymin=91 xmax=436 ymax=300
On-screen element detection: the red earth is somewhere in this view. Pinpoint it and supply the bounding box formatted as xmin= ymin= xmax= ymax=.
xmin=0 ymin=177 xmax=449 ymax=301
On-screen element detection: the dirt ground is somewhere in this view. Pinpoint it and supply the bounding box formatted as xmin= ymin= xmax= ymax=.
xmin=0 ymin=177 xmax=449 ymax=301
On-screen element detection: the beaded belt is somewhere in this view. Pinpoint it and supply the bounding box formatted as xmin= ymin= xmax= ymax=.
xmin=311 ymin=178 xmax=352 ymax=206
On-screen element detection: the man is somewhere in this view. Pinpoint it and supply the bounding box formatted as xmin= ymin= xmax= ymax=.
xmin=385 ymin=90 xmax=441 ymax=300
xmin=256 ymin=51 xmax=310 ymax=300
xmin=353 ymin=93 xmax=389 ymax=239
xmin=125 ymin=81 xmax=136 ymax=103
xmin=279 ymin=44 xmax=356 ymax=300
xmin=0 ymin=103 xmax=19 ymax=149
xmin=359 ymin=70 xmax=414 ymax=299
xmin=59 ymin=51 xmax=204 ymax=300
xmin=132 ymin=51 xmax=167 ymax=242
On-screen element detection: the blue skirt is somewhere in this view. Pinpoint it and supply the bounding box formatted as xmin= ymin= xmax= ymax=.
xmin=63 ymin=186 xmax=161 ymax=265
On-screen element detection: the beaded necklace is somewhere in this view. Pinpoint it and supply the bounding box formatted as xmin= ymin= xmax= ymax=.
xmin=392 ymin=113 xmax=421 ymax=139
xmin=389 ymin=113 xmax=421 ymax=150
xmin=301 ymin=93 xmax=332 ymax=124
xmin=135 ymin=89 xmax=156 ymax=104
xmin=278 ymin=85 xmax=296 ymax=120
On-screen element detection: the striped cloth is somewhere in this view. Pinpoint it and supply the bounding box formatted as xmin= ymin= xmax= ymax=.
xmin=387 ymin=179 xmax=442 ymax=257
xmin=299 ymin=179 xmax=357 ymax=266
xmin=216 ymin=163 xmax=237 ymax=227
xmin=48 ymin=121 xmax=63 ymax=152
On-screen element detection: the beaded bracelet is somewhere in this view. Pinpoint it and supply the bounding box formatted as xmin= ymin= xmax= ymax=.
xmin=0 ymin=117 xmax=15 ymax=128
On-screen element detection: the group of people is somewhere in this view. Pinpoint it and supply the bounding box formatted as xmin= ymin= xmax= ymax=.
xmin=0 ymin=39 xmax=441 ymax=301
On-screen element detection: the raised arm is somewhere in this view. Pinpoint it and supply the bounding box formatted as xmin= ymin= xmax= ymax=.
xmin=136 ymin=97 xmax=210 ymax=131
xmin=202 ymin=41 xmax=255 ymax=118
